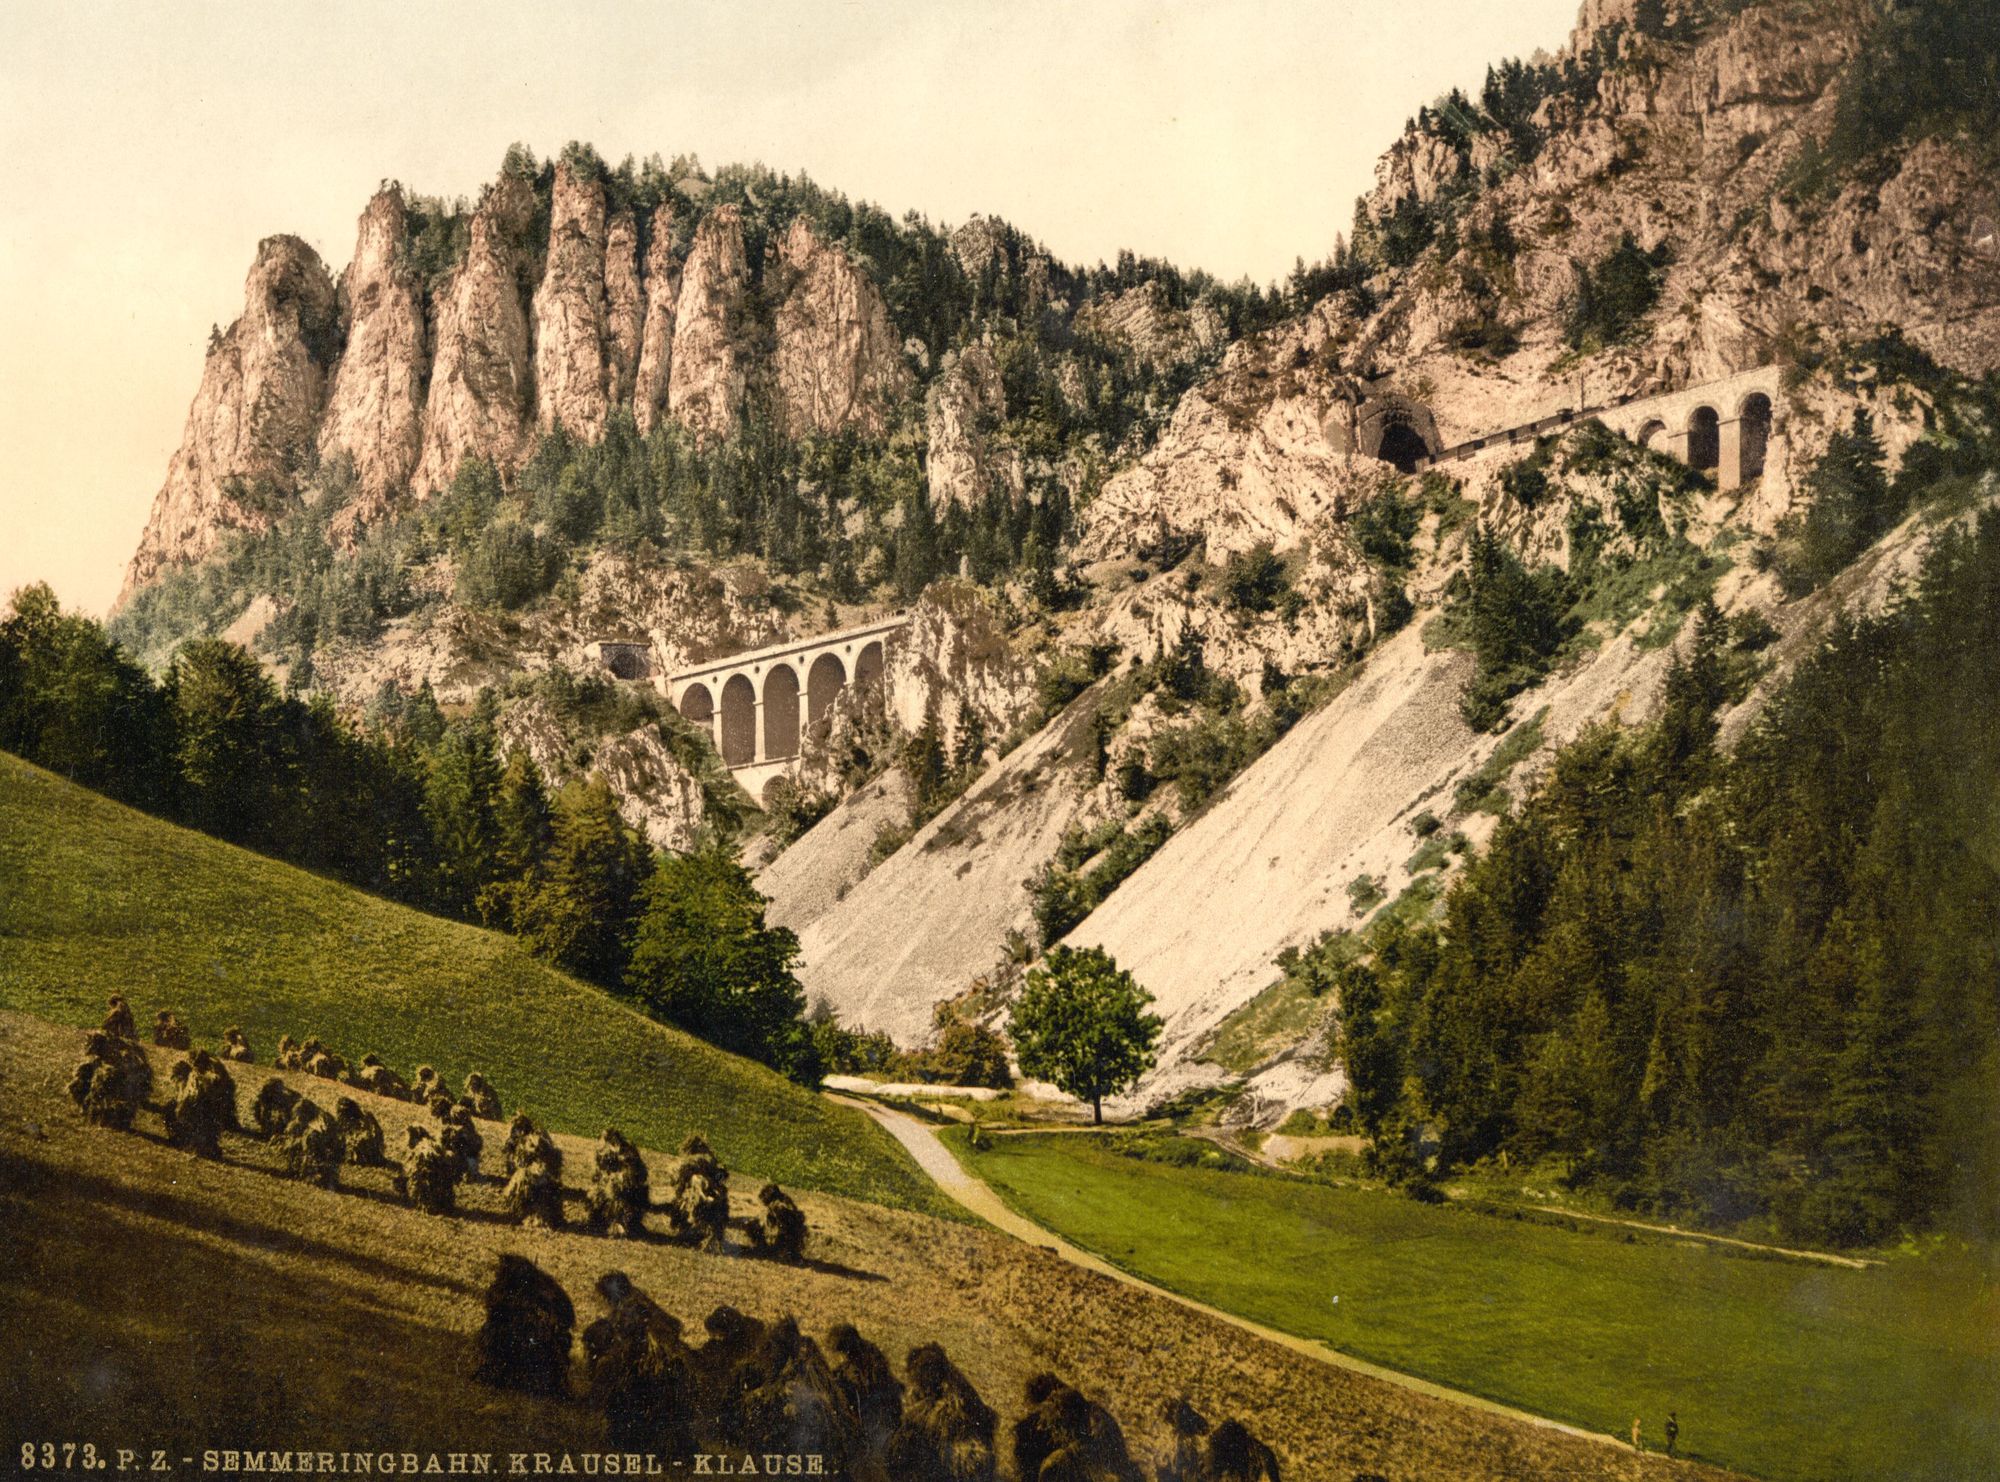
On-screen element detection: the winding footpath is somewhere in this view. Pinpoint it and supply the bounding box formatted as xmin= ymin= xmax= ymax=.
xmin=831 ymin=1094 xmax=1641 ymax=1457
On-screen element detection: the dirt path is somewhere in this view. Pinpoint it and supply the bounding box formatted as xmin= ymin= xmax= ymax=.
xmin=832 ymin=1094 xmax=1645 ymax=1457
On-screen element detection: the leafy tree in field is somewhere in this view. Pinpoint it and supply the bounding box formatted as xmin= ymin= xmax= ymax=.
xmin=924 ymin=1021 xmax=1014 ymax=1089
xmin=625 ymin=846 xmax=819 ymax=1084
xmin=511 ymin=777 xmax=651 ymax=987
xmin=1008 ymin=945 xmax=1162 ymax=1123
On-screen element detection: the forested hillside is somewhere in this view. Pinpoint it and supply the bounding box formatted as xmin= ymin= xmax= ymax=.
xmin=1330 ymin=509 xmax=2000 ymax=1245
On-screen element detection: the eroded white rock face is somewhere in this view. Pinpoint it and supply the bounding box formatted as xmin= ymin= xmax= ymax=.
xmin=1077 ymin=380 xmax=1374 ymax=564
xmin=414 ymin=173 xmax=537 ymax=496
xmin=532 ymin=159 xmax=616 ymax=441
xmin=123 ymin=235 xmax=339 ymax=600
xmin=494 ymin=692 xmax=710 ymax=852
xmin=772 ymin=219 xmax=911 ymax=437
xmin=320 ymin=188 xmax=428 ymax=534
xmin=632 ymin=203 xmax=680 ymax=435
xmin=666 ymin=205 xmax=750 ymax=442
xmin=885 ymin=583 xmax=1040 ymax=743
xmin=1073 ymin=280 xmax=1225 ymax=375
xmin=925 ymin=343 xmax=1021 ymax=511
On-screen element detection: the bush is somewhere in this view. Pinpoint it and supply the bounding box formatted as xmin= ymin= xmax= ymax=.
xmin=1564 ymin=235 xmax=1669 ymax=351
xmin=1218 ymin=544 xmax=1290 ymax=613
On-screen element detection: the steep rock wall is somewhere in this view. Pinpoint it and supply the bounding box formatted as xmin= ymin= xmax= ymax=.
xmin=414 ymin=173 xmax=537 ymax=495
xmin=666 ymin=205 xmax=750 ymax=442
xmin=320 ymin=188 xmax=429 ymax=532
xmin=531 ymin=159 xmax=615 ymax=440
xmin=772 ymin=219 xmax=910 ymax=437
xmin=122 ymin=236 xmax=338 ymax=599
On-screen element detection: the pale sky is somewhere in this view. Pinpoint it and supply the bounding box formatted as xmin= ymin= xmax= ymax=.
xmin=0 ymin=0 xmax=1581 ymax=617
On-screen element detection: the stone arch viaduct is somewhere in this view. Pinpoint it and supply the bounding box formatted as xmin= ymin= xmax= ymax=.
xmin=663 ymin=614 xmax=909 ymax=804
xmin=1416 ymin=364 xmax=1785 ymax=488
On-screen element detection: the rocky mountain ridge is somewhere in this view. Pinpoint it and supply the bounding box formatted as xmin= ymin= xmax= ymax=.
xmin=106 ymin=0 xmax=2000 ymax=1116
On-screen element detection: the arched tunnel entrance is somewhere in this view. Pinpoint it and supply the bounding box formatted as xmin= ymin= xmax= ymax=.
xmin=1376 ymin=421 xmax=1431 ymax=474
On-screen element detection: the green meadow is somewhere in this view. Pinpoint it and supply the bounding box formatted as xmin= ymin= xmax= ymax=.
xmin=950 ymin=1129 xmax=1999 ymax=1482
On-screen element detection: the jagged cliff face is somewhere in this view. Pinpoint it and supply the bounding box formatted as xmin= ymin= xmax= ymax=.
xmin=320 ymin=189 xmax=428 ymax=532
xmin=925 ymin=343 xmax=1019 ymax=511
xmin=631 ymin=205 xmax=679 ymax=434
xmin=772 ymin=219 xmax=910 ymax=437
xmin=665 ymin=205 xmax=751 ymax=442
xmin=531 ymin=159 xmax=618 ymax=441
xmin=1344 ymin=0 xmax=1999 ymax=388
xmin=122 ymin=236 xmax=338 ymax=599
xmin=413 ymin=173 xmax=538 ymax=498
xmin=1074 ymin=280 xmax=1226 ymax=375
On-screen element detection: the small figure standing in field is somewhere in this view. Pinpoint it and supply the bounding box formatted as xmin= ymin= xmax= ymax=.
xmin=1665 ymin=1411 xmax=1679 ymax=1458
xmin=1631 ymin=1417 xmax=1642 ymax=1452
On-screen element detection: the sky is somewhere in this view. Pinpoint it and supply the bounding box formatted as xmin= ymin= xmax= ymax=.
xmin=0 ymin=0 xmax=1582 ymax=618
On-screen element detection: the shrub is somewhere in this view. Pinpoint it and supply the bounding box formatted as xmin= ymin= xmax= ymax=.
xmin=1218 ymin=543 xmax=1290 ymax=613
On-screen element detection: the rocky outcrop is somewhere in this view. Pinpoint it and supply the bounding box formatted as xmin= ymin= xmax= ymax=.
xmin=631 ymin=204 xmax=679 ymax=434
xmin=666 ymin=205 xmax=750 ymax=441
xmin=122 ymin=236 xmax=338 ymax=599
xmin=494 ymin=693 xmax=710 ymax=852
xmin=885 ymin=582 xmax=1039 ymax=741
xmin=605 ymin=210 xmax=644 ymax=411
xmin=924 ymin=343 xmax=1017 ymax=511
xmin=1074 ymin=280 xmax=1225 ymax=374
xmin=413 ymin=172 xmax=536 ymax=495
xmin=319 ymin=188 xmax=428 ymax=531
xmin=1077 ymin=377 xmax=1370 ymax=563
xmin=532 ymin=160 xmax=614 ymax=440
xmin=772 ymin=219 xmax=910 ymax=437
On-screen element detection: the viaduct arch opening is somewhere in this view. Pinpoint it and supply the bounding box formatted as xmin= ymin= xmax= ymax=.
xmin=855 ymin=641 xmax=885 ymax=692
xmin=678 ymin=682 xmax=713 ymax=728
xmin=763 ymin=667 xmax=800 ymax=761
xmin=1638 ymin=418 xmax=1667 ymax=452
xmin=1688 ymin=406 xmax=1721 ymax=472
xmin=806 ymin=652 xmax=846 ymax=734
xmin=720 ymin=675 xmax=757 ymax=766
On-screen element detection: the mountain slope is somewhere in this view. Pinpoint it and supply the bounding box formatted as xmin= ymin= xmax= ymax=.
xmin=0 ymin=750 xmax=952 ymax=1217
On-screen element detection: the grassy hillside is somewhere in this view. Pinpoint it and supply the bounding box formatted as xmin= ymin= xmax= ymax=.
xmin=950 ymin=1131 xmax=2000 ymax=1482
xmin=0 ymin=751 xmax=956 ymax=1218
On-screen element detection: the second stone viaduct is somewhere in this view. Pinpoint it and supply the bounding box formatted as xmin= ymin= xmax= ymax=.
xmin=1416 ymin=364 xmax=1785 ymax=489
xmin=662 ymin=614 xmax=909 ymax=803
